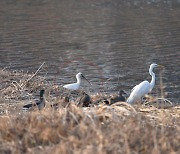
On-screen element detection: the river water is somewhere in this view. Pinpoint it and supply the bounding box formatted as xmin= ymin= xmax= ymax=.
xmin=0 ymin=0 xmax=179 ymax=102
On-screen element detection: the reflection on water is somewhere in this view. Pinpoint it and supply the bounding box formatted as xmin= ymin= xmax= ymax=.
xmin=0 ymin=0 xmax=179 ymax=102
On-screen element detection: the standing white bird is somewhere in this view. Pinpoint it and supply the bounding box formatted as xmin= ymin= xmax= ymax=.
xmin=63 ymin=72 xmax=91 ymax=90
xmin=127 ymin=63 xmax=163 ymax=104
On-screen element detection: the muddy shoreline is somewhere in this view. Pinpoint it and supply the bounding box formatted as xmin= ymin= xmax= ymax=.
xmin=0 ymin=69 xmax=179 ymax=153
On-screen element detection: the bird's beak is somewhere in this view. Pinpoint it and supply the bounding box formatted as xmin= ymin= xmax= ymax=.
xmin=82 ymin=75 xmax=91 ymax=85
xmin=158 ymin=65 xmax=164 ymax=69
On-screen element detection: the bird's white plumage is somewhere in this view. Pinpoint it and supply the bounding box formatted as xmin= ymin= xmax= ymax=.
xmin=127 ymin=81 xmax=151 ymax=104
xmin=63 ymin=82 xmax=80 ymax=90
xmin=127 ymin=63 xmax=161 ymax=104
xmin=63 ymin=72 xmax=90 ymax=90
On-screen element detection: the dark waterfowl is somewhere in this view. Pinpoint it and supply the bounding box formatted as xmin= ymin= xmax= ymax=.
xmin=76 ymin=91 xmax=92 ymax=107
xmin=93 ymin=94 xmax=110 ymax=105
xmin=23 ymin=89 xmax=45 ymax=110
xmin=51 ymin=96 xmax=70 ymax=108
xmin=109 ymin=90 xmax=127 ymax=104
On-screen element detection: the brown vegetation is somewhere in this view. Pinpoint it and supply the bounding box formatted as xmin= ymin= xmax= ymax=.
xmin=0 ymin=69 xmax=179 ymax=154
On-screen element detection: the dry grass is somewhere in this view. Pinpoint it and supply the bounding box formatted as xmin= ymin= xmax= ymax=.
xmin=0 ymin=69 xmax=179 ymax=154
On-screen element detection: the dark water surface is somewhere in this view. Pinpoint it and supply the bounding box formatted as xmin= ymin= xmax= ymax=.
xmin=0 ymin=0 xmax=179 ymax=102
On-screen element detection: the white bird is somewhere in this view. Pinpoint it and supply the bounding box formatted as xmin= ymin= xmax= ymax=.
xmin=127 ymin=63 xmax=163 ymax=104
xmin=63 ymin=72 xmax=91 ymax=90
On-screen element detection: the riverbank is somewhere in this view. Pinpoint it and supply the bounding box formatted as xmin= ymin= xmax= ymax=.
xmin=0 ymin=69 xmax=179 ymax=153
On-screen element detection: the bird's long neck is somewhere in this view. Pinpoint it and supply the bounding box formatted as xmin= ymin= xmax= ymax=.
xmin=40 ymin=96 xmax=44 ymax=101
xmin=40 ymin=91 xmax=44 ymax=101
xmin=40 ymin=96 xmax=45 ymax=106
xmin=76 ymin=76 xmax=81 ymax=84
xmin=149 ymin=67 xmax=155 ymax=92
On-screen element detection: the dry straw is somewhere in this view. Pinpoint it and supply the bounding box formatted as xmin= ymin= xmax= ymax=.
xmin=0 ymin=68 xmax=179 ymax=154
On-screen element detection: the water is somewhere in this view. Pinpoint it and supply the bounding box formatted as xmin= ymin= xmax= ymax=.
xmin=0 ymin=0 xmax=179 ymax=102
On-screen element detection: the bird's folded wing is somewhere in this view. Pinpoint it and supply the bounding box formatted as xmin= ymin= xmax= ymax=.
xmin=23 ymin=103 xmax=33 ymax=109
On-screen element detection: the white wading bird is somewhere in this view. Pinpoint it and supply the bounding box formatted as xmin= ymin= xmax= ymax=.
xmin=127 ymin=63 xmax=163 ymax=104
xmin=63 ymin=72 xmax=91 ymax=90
